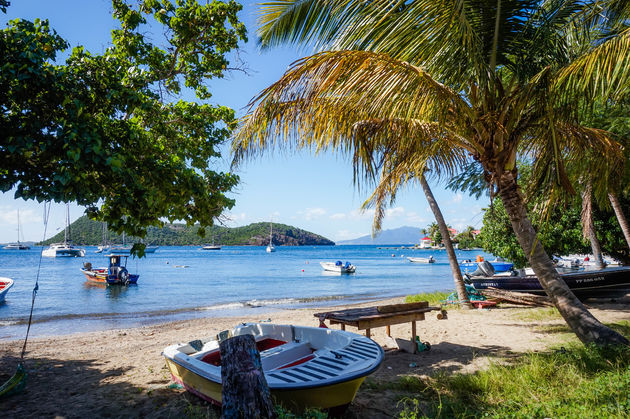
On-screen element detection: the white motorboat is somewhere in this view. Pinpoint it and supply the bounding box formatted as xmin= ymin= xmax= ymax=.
xmin=42 ymin=242 xmax=86 ymax=257
xmin=0 ymin=278 xmax=14 ymax=303
xmin=163 ymin=323 xmax=383 ymax=411
xmin=202 ymin=244 xmax=221 ymax=250
xmin=407 ymin=256 xmax=435 ymax=263
xmin=320 ymin=261 xmax=356 ymax=273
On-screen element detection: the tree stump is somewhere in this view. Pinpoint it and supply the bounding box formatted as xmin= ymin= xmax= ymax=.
xmin=220 ymin=334 xmax=276 ymax=419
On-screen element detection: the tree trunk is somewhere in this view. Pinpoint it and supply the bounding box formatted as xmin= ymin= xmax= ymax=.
xmin=498 ymin=171 xmax=628 ymax=345
xmin=420 ymin=174 xmax=472 ymax=309
xmin=609 ymin=192 xmax=630 ymax=251
xmin=581 ymin=181 xmax=605 ymax=269
xmin=220 ymin=334 xmax=277 ymax=418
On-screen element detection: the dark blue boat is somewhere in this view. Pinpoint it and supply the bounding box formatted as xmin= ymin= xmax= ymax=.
xmin=460 ymin=260 xmax=514 ymax=273
xmin=105 ymin=254 xmax=139 ymax=285
xmin=465 ymin=266 xmax=630 ymax=299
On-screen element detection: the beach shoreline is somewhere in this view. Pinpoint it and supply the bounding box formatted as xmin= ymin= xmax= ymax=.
xmin=2 ymin=295 xmax=629 ymax=418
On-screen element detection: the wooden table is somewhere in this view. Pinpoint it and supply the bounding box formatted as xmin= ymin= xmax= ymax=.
xmin=314 ymin=301 xmax=446 ymax=341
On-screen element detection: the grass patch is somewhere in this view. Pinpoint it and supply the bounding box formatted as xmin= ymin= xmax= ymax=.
xmin=396 ymin=324 xmax=630 ymax=418
xmin=405 ymin=291 xmax=452 ymax=306
xmin=511 ymin=307 xmax=562 ymax=322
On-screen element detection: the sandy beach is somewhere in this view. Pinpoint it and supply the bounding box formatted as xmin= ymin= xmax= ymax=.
xmin=2 ymin=296 xmax=629 ymax=418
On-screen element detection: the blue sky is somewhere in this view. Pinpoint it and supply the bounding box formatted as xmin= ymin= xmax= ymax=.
xmin=0 ymin=0 xmax=487 ymax=243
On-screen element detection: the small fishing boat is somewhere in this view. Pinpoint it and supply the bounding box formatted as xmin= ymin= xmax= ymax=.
xmin=202 ymin=244 xmax=221 ymax=250
xmin=80 ymin=254 xmax=139 ymax=285
xmin=465 ymin=265 xmax=630 ymax=299
xmin=320 ymin=261 xmax=356 ymax=273
xmin=0 ymin=278 xmax=14 ymax=303
xmin=460 ymin=257 xmax=513 ymax=273
xmin=163 ymin=323 xmax=383 ymax=411
xmin=407 ymin=256 xmax=435 ymax=263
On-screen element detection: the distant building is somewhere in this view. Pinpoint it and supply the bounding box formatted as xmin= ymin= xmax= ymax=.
xmin=419 ymin=236 xmax=432 ymax=248
xmin=471 ymin=229 xmax=481 ymax=238
xmin=447 ymin=227 xmax=458 ymax=238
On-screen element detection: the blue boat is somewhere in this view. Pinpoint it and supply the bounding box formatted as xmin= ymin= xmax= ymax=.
xmin=460 ymin=259 xmax=514 ymax=273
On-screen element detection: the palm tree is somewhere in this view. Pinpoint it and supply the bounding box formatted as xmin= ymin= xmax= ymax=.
xmin=235 ymin=1 xmax=630 ymax=345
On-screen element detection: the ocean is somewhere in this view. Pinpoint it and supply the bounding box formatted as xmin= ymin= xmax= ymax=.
xmin=0 ymin=245 xmax=492 ymax=340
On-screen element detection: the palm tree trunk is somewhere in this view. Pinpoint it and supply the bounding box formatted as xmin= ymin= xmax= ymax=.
xmin=420 ymin=174 xmax=472 ymax=309
xmin=499 ymin=172 xmax=627 ymax=345
xmin=581 ymin=181 xmax=605 ymax=269
xmin=609 ymin=192 xmax=630 ymax=250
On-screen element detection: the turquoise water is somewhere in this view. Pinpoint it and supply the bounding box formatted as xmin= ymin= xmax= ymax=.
xmin=0 ymin=245 xmax=492 ymax=340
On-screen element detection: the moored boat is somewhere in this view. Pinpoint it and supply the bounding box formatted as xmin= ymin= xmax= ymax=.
xmin=460 ymin=257 xmax=513 ymax=273
xmin=320 ymin=261 xmax=356 ymax=273
xmin=80 ymin=254 xmax=139 ymax=285
xmin=163 ymin=323 xmax=383 ymax=411
xmin=407 ymin=256 xmax=435 ymax=263
xmin=0 ymin=277 xmax=14 ymax=303
xmin=465 ymin=266 xmax=630 ymax=299
xmin=42 ymin=243 xmax=86 ymax=257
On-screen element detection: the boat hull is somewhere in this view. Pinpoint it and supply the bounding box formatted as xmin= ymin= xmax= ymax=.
xmin=0 ymin=278 xmax=14 ymax=303
xmin=320 ymin=262 xmax=356 ymax=273
xmin=466 ymin=267 xmax=630 ymax=299
xmin=165 ymin=357 xmax=367 ymax=410
xmin=407 ymin=257 xmax=435 ymax=263
xmin=163 ymin=323 xmax=383 ymax=411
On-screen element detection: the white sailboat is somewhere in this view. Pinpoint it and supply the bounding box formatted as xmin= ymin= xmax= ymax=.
xmin=42 ymin=204 xmax=85 ymax=257
xmin=266 ymin=220 xmax=275 ymax=253
xmin=3 ymin=210 xmax=30 ymax=250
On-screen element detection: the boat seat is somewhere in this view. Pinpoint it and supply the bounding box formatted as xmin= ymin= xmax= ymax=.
xmin=260 ymin=341 xmax=312 ymax=371
xmin=266 ymin=339 xmax=381 ymax=384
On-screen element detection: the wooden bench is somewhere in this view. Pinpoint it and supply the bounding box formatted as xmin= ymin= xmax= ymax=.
xmin=314 ymin=301 xmax=446 ymax=342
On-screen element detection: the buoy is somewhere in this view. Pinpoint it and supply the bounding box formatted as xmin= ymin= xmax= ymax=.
xmin=301 ymin=269 xmax=304 ymax=272
xmin=392 ymin=254 xmax=395 ymax=257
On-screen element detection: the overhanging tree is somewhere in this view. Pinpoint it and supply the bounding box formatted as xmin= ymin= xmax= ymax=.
xmin=1 ymin=0 xmax=246 ymax=244
xmin=235 ymin=0 xmax=630 ymax=345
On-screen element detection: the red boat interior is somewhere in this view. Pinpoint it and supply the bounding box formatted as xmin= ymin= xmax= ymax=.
xmin=0 ymin=281 xmax=8 ymax=290
xmin=200 ymin=338 xmax=314 ymax=368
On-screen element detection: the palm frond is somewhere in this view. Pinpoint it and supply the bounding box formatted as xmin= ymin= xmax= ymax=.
xmin=554 ymin=27 xmax=630 ymax=101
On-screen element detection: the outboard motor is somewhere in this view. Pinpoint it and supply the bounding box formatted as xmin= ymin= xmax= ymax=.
xmin=344 ymin=262 xmax=351 ymax=269
xmin=471 ymin=260 xmax=495 ymax=277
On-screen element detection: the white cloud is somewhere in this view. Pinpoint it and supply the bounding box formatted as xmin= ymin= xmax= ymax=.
xmin=452 ymin=193 xmax=463 ymax=203
xmin=330 ymin=213 xmax=347 ymax=220
xmin=349 ymin=208 xmax=375 ymax=219
xmin=299 ymin=207 xmax=327 ymax=221
xmin=0 ymin=207 xmax=40 ymax=225
xmin=405 ymin=211 xmax=427 ymax=224
xmin=385 ymin=207 xmax=405 ymax=217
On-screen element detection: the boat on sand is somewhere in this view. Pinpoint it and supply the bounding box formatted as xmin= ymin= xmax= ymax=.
xmin=320 ymin=261 xmax=356 ymax=273
xmin=163 ymin=323 xmax=383 ymax=411
xmin=465 ymin=262 xmax=630 ymax=299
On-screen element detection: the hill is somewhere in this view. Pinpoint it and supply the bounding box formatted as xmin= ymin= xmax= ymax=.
xmin=42 ymin=216 xmax=335 ymax=246
xmin=336 ymin=226 xmax=421 ymax=245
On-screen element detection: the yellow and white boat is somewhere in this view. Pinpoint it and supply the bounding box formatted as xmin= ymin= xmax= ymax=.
xmin=163 ymin=323 xmax=383 ymax=411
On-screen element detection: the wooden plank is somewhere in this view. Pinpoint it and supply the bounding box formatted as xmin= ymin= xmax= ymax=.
xmin=357 ymin=312 xmax=425 ymax=330
xmin=411 ymin=321 xmax=416 ymax=341
xmin=377 ymin=301 xmax=428 ymax=313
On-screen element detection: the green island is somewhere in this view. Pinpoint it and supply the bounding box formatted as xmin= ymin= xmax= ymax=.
xmin=41 ymin=216 xmax=334 ymax=246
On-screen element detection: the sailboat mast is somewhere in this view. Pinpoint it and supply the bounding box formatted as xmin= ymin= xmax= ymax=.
xmin=17 ymin=209 xmax=20 ymax=244
xmin=64 ymin=204 xmax=70 ymax=244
